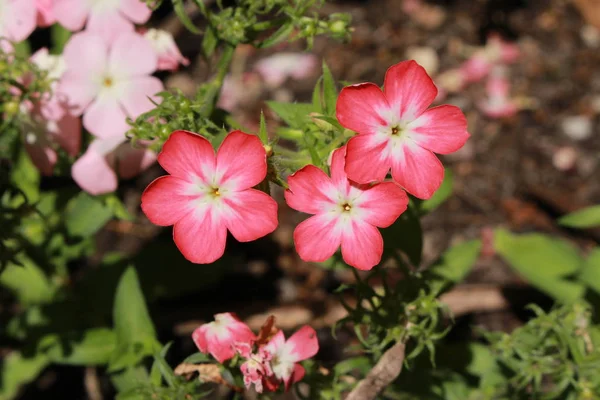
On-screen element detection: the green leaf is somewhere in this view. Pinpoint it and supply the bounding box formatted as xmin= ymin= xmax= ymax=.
xmin=258 ymin=110 xmax=268 ymax=144
xmin=50 ymin=24 xmax=71 ymax=54
xmin=311 ymin=76 xmax=323 ymax=113
xmin=0 ymin=257 xmax=55 ymax=306
xmin=558 ymin=205 xmax=600 ymax=229
xmin=321 ymin=62 xmax=337 ymax=115
xmin=419 ymin=168 xmax=454 ymax=215
xmin=333 ymin=356 xmax=371 ymax=376
xmin=257 ymin=23 xmax=294 ymax=48
xmin=494 ymin=228 xmax=585 ymax=303
xmin=110 ymin=365 xmax=150 ymax=394
xmin=201 ymin=25 xmax=218 ymax=57
xmin=172 ymin=0 xmax=201 ymax=34
xmin=381 ymin=204 xmax=423 ymax=265
xmin=266 ymin=101 xmax=315 ymax=128
xmin=580 ymin=247 xmax=600 ymax=295
xmin=105 ymin=194 xmax=134 ymax=221
xmin=11 ymin=149 xmax=40 ymax=203
xmin=425 ymin=239 xmax=481 ymax=292
xmin=0 ymin=352 xmax=49 ymax=400
xmin=64 ymin=192 xmax=113 ymax=237
xmin=182 ymin=352 xmax=211 ymax=364
xmin=150 ymin=342 xmax=175 ymax=387
xmin=39 ymin=328 xmax=117 ymax=365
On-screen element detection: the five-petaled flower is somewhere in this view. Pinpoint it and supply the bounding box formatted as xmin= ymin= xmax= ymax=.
xmin=285 ymin=146 xmax=408 ymax=270
xmin=192 ymin=313 xmax=256 ymax=364
xmin=336 ymin=60 xmax=470 ymax=199
xmin=141 ymin=130 xmax=279 ymax=264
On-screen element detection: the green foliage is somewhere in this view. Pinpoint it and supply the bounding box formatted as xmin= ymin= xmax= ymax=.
xmin=559 ymin=205 xmax=600 ymax=229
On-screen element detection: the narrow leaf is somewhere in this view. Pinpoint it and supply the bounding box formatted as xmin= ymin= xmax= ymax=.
xmin=322 ymin=62 xmax=337 ymax=115
xmin=558 ymin=205 xmax=600 ymax=229
xmin=173 ymin=0 xmax=201 ymax=34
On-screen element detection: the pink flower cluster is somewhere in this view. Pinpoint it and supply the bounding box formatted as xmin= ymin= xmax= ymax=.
xmin=192 ymin=313 xmax=318 ymax=393
xmin=141 ymin=61 xmax=469 ymax=270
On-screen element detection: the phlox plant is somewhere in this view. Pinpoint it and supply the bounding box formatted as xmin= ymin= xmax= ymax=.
xmin=2 ymin=1 xmax=600 ymax=400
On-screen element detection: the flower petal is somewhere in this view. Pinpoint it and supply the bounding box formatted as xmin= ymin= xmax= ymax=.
xmin=408 ymin=105 xmax=469 ymax=154
xmin=62 ymin=32 xmax=108 ymax=80
xmin=287 ymin=364 xmax=306 ymax=390
xmin=53 ymin=0 xmax=89 ymax=31
xmin=329 ymin=146 xmax=348 ymax=189
xmin=51 ymin=113 xmax=82 ymax=157
xmin=83 ymin=98 xmax=130 ymax=139
xmin=222 ymin=189 xmax=278 ymax=242
xmin=4 ymin=0 xmax=36 ymax=42
xmin=118 ymin=0 xmax=152 ymax=23
xmin=336 ymin=83 xmax=390 ymax=134
xmin=216 ymin=131 xmax=266 ymax=190
xmin=173 ymin=207 xmax=227 ymax=264
xmin=344 ymin=134 xmax=391 ymax=184
xmin=341 ymin=220 xmax=383 ymax=270
xmin=390 ymin=142 xmax=444 ymax=200
xmin=116 ymin=145 xmax=156 ymax=179
xmin=118 ymin=76 xmax=163 ymax=118
xmin=284 ymin=165 xmax=336 ymax=215
xmin=86 ymin=10 xmax=134 ymax=45
xmin=293 ymin=214 xmax=342 ymax=263
xmin=285 ymin=326 xmax=319 ymax=362
xmin=25 ymin=143 xmax=57 ymax=176
xmin=383 ymin=60 xmax=437 ymax=121
xmin=157 ymin=130 xmax=216 ymax=183
xmin=108 ymin=32 xmax=158 ymax=78
xmin=57 ymin=74 xmax=99 ymax=116
xmin=71 ymin=145 xmax=117 ymax=195
xmin=141 ymin=176 xmax=195 ymax=226
xmin=355 ymin=182 xmax=408 ymax=228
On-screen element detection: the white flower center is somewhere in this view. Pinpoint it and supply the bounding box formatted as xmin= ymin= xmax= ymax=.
xmin=145 ymin=28 xmax=173 ymax=53
xmin=88 ymin=0 xmax=121 ymax=13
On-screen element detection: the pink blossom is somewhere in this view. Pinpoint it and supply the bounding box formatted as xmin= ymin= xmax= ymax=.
xmin=53 ymin=0 xmax=151 ymax=43
xmin=336 ymin=60 xmax=470 ymax=199
xmin=58 ymin=31 xmax=163 ymax=139
xmin=486 ymin=34 xmax=520 ymax=64
xmin=253 ymin=52 xmax=318 ymax=88
xmin=71 ymin=136 xmax=155 ymax=195
xmin=141 ymin=130 xmax=278 ymax=264
xmin=285 ymin=146 xmax=408 ymax=270
xmin=143 ymin=28 xmax=189 ymax=71
xmin=192 ymin=313 xmax=256 ymax=364
xmin=240 ymin=348 xmax=275 ymax=393
xmin=0 ymin=0 xmax=36 ymax=42
xmin=30 ymin=48 xmax=68 ymax=120
xmin=217 ymin=72 xmax=262 ymax=112
xmin=460 ymin=50 xmax=492 ymax=84
xmin=35 ymin=0 xmax=56 ymax=27
xmin=478 ymin=67 xmax=518 ymax=118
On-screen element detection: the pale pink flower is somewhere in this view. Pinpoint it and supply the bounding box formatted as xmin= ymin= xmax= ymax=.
xmin=35 ymin=0 xmax=55 ymax=27
xmin=143 ymin=28 xmax=189 ymax=71
xmin=71 ymin=136 xmax=155 ymax=195
xmin=30 ymin=48 xmax=68 ymax=120
xmin=141 ymin=130 xmax=278 ymax=264
xmin=285 ymin=146 xmax=408 ymax=270
xmin=254 ymin=52 xmax=318 ymax=88
xmin=192 ymin=313 xmax=256 ymax=364
xmin=240 ymin=348 xmax=275 ymax=393
xmin=479 ymin=67 xmax=518 ymax=118
xmin=53 ymin=0 xmax=151 ymax=43
xmin=217 ymin=72 xmax=262 ymax=112
xmin=486 ymin=34 xmax=520 ymax=64
xmin=58 ymin=31 xmax=163 ymax=139
xmin=336 ymin=60 xmax=470 ymax=199
xmin=0 ymin=0 xmax=36 ymax=42
xmin=460 ymin=50 xmax=492 ymax=84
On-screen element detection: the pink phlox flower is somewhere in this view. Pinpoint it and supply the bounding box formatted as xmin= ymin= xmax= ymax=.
xmin=141 ymin=130 xmax=279 ymax=264
xmin=192 ymin=312 xmax=257 ymax=364
xmin=479 ymin=66 xmax=518 ymax=118
xmin=336 ymin=60 xmax=470 ymax=200
xmin=0 ymin=0 xmax=36 ymax=42
xmin=460 ymin=50 xmax=492 ymax=84
xmin=71 ymin=136 xmax=155 ymax=195
xmin=35 ymin=0 xmax=56 ymax=27
xmin=217 ymin=72 xmax=262 ymax=112
xmin=58 ymin=31 xmax=163 ymax=139
xmin=143 ymin=28 xmax=189 ymax=71
xmin=285 ymin=146 xmax=408 ymax=270
xmin=253 ymin=52 xmax=318 ymax=88
xmin=486 ymin=34 xmax=520 ymax=64
xmin=240 ymin=348 xmax=274 ymax=393
xmin=53 ymin=0 xmax=151 ymax=43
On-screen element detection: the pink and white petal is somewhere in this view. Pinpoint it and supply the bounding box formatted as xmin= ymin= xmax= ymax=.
xmin=329 ymin=146 xmax=349 ymax=190
xmin=71 ymin=147 xmax=118 ymax=195
xmin=265 ymin=330 xmax=286 ymax=354
xmin=293 ymin=213 xmax=342 ymax=263
xmin=345 ymin=134 xmax=391 ymax=184
xmin=383 ymin=60 xmax=437 ymax=121
xmin=408 ymin=105 xmax=470 ymax=154
xmin=83 ymin=98 xmax=130 ymax=139
xmin=116 ymin=146 xmax=156 ymax=179
xmin=215 ymin=131 xmax=266 ymax=190
xmin=118 ymin=0 xmax=152 ymax=23
xmin=57 ymin=74 xmax=100 ymax=116
xmin=5 ymin=0 xmax=36 ymax=42
xmin=51 ymin=112 xmax=82 ymax=156
xmin=157 ymin=130 xmax=216 ymax=183
xmin=336 ymin=83 xmax=390 ymax=135
xmin=108 ymin=32 xmax=158 ymax=78
xmin=141 ymin=176 xmax=196 ymax=226
xmin=340 ymin=220 xmax=383 ymax=270
xmin=62 ymin=32 xmax=108 ymax=79
xmin=222 ymin=189 xmax=278 ymax=242
xmin=118 ymin=76 xmax=163 ymax=118
xmin=390 ymin=143 xmax=444 ymax=200
xmin=207 ymin=336 xmax=238 ymax=363
xmin=85 ymin=10 xmax=134 ymax=45
xmin=191 ymin=325 xmax=209 ymax=353
xmin=355 ymin=182 xmax=408 ymax=228
xmin=53 ymin=0 xmax=90 ymax=31
xmin=287 ymin=364 xmax=306 ymax=390
xmin=172 ymin=207 xmax=228 ymax=264
xmin=25 ymin=143 xmax=57 ymax=176
xmin=36 ymin=0 xmax=56 ymax=27
xmin=285 ymin=326 xmax=319 ymax=362
xmin=284 ymin=165 xmax=336 ymax=215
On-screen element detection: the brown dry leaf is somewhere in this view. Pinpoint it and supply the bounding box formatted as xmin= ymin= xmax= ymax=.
xmin=573 ymin=0 xmax=600 ymax=29
xmin=174 ymin=363 xmax=243 ymax=392
xmin=255 ymin=315 xmax=279 ymax=347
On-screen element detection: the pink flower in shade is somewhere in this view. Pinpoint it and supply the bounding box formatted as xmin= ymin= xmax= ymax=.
xmin=192 ymin=313 xmax=257 ymax=364
xmin=35 ymin=0 xmax=56 ymax=27
xmin=486 ymin=34 xmax=520 ymax=64
xmin=479 ymin=67 xmax=518 ymax=118
xmin=460 ymin=50 xmax=492 ymax=84
xmin=284 ymin=146 xmax=408 ymax=270
xmin=253 ymin=52 xmax=318 ymax=88
xmin=71 ymin=136 xmax=155 ymax=195
xmin=53 ymin=0 xmax=151 ymax=44
xmin=0 ymin=0 xmax=36 ymax=42
xmin=336 ymin=61 xmax=470 ymax=200
xmin=58 ymin=31 xmax=163 ymax=139
xmin=141 ymin=130 xmax=279 ymax=264
xmin=143 ymin=28 xmax=189 ymax=71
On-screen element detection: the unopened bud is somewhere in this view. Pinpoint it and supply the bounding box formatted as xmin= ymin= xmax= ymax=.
xmin=263 ymin=144 xmax=273 ymax=157
xmin=310 ymin=113 xmax=334 ymax=131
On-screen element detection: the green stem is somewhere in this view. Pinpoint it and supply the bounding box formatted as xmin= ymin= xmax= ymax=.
xmin=199 ymin=43 xmax=235 ymax=117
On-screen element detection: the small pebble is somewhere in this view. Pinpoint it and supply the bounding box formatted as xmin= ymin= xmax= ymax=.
xmin=561 ymin=115 xmax=593 ymax=141
xmin=581 ymin=25 xmax=600 ymax=48
xmin=552 ymin=146 xmax=577 ymax=171
xmin=406 ymin=46 xmax=439 ymax=75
